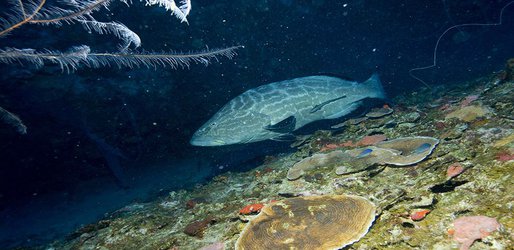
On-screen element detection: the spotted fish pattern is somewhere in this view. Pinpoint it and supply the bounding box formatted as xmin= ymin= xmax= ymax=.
xmin=191 ymin=74 xmax=385 ymax=146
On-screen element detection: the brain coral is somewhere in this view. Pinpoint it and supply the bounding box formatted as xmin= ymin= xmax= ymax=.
xmin=235 ymin=195 xmax=376 ymax=250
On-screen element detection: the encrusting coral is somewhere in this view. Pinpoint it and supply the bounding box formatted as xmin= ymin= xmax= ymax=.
xmin=449 ymin=216 xmax=501 ymax=250
xmin=375 ymin=136 xmax=439 ymax=166
xmin=287 ymin=136 xmax=439 ymax=179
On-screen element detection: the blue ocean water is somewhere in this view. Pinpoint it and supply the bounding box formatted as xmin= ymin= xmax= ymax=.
xmin=0 ymin=0 xmax=513 ymax=248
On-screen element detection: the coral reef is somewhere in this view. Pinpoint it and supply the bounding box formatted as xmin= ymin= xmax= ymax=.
xmin=445 ymin=105 xmax=491 ymax=122
xmin=365 ymin=105 xmax=394 ymax=118
xmin=200 ymin=242 xmax=225 ymax=250
xmin=342 ymin=134 xmax=388 ymax=147
xmin=449 ymin=216 xmax=501 ymax=250
xmin=44 ymin=74 xmax=513 ymax=250
xmin=502 ymin=58 xmax=514 ymax=82
xmin=410 ymin=209 xmax=431 ymax=221
xmin=184 ymin=216 xmax=217 ymax=238
xmin=235 ymin=195 xmax=375 ymax=250
xmin=447 ymin=163 xmax=465 ymax=178
xmin=238 ymin=203 xmax=265 ymax=215
xmin=288 ymin=136 xmax=438 ymax=179
xmin=287 ymin=150 xmax=344 ymax=180
xmin=376 ymin=136 xmax=439 ymax=166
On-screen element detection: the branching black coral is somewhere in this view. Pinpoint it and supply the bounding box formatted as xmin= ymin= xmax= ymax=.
xmin=0 ymin=45 xmax=243 ymax=72
xmin=79 ymin=20 xmax=142 ymax=50
xmin=0 ymin=0 xmax=239 ymax=134
xmin=0 ymin=106 xmax=27 ymax=134
xmin=87 ymin=46 xmax=242 ymax=69
xmin=0 ymin=0 xmax=240 ymax=70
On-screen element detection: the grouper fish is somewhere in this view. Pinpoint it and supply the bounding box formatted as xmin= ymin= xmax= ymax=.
xmin=190 ymin=74 xmax=385 ymax=146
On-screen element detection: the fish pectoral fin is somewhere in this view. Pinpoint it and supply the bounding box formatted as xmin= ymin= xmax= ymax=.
xmin=325 ymin=102 xmax=361 ymax=119
xmin=264 ymin=115 xmax=296 ymax=133
xmin=271 ymin=133 xmax=296 ymax=142
xmin=310 ymin=95 xmax=347 ymax=113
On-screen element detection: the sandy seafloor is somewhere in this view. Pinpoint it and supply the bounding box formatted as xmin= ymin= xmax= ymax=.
xmin=41 ymin=73 xmax=513 ymax=250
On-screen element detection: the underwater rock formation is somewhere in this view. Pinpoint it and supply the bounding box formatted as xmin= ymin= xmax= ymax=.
xmin=184 ymin=216 xmax=217 ymax=238
xmin=341 ymin=134 xmax=388 ymax=147
xmin=39 ymin=74 xmax=513 ymax=250
xmin=199 ymin=242 xmax=225 ymax=250
xmin=446 ymin=163 xmax=465 ymax=178
xmin=502 ymin=58 xmax=514 ymax=82
xmin=235 ymin=195 xmax=375 ymax=250
xmin=365 ymin=105 xmax=394 ymax=118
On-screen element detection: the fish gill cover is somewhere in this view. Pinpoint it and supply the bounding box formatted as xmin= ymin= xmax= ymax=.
xmin=0 ymin=0 xmax=513 ymax=249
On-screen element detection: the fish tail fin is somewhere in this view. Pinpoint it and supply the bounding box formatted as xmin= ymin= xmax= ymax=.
xmin=363 ymin=73 xmax=386 ymax=100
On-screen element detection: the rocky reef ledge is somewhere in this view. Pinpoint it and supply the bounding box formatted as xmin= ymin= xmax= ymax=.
xmin=49 ymin=74 xmax=513 ymax=250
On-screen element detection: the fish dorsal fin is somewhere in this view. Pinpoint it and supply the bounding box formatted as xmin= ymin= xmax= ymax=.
xmin=310 ymin=95 xmax=347 ymax=113
xmin=265 ymin=115 xmax=296 ymax=133
xmin=314 ymin=73 xmax=356 ymax=82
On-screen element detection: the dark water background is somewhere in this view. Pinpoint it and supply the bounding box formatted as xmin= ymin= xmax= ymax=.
xmin=0 ymin=0 xmax=513 ymax=248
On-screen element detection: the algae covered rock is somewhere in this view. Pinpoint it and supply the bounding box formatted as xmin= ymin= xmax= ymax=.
xmin=445 ymin=105 xmax=491 ymax=122
xmin=235 ymin=195 xmax=376 ymax=250
xmin=365 ymin=106 xmax=393 ymax=118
